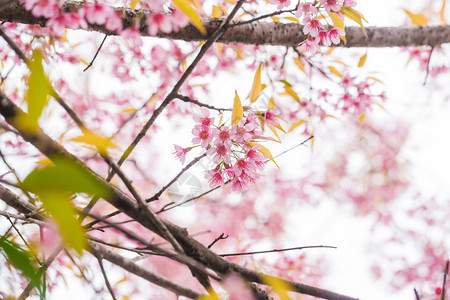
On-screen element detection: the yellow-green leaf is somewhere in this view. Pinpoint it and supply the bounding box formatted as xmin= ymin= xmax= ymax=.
xmin=283 ymin=16 xmax=299 ymax=23
xmin=248 ymin=64 xmax=262 ymax=102
xmin=288 ymin=119 xmax=305 ymax=132
xmin=282 ymin=85 xmax=300 ymax=103
xmin=22 ymin=156 xmax=110 ymax=198
xmin=293 ymin=57 xmax=305 ymax=73
xmin=71 ymin=131 xmax=118 ymax=155
xmin=212 ymin=5 xmax=221 ymax=18
xmin=359 ymin=113 xmax=365 ymax=124
xmin=268 ymin=97 xmax=275 ymax=110
xmin=340 ymin=7 xmax=367 ymax=33
xmin=130 ymin=0 xmax=139 ymax=9
xmin=172 ymin=0 xmax=206 ymax=35
xmin=26 ymin=50 xmax=50 ymax=129
xmin=439 ymin=0 xmax=447 ymax=23
xmin=358 ymin=52 xmax=367 ymax=67
xmin=404 ymin=9 xmax=428 ymax=25
xmin=248 ymin=142 xmax=279 ymax=168
xmin=261 ymin=274 xmax=292 ymax=300
xmin=328 ymin=66 xmax=342 ymax=78
xmin=328 ymin=12 xmax=344 ymax=30
xmin=231 ymin=91 xmax=243 ymax=125
xmin=42 ymin=192 xmax=87 ymax=254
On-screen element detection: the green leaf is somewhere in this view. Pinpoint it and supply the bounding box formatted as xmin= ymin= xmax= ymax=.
xmin=41 ymin=192 xmax=87 ymax=254
xmin=0 ymin=237 xmax=42 ymax=293
xmin=26 ymin=50 xmax=50 ymax=127
xmin=172 ymin=0 xmax=206 ymax=35
xmin=22 ymin=156 xmax=110 ymax=198
xmin=231 ymin=91 xmax=243 ymax=125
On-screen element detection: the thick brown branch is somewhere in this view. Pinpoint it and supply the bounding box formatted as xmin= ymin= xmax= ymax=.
xmin=0 ymin=1 xmax=449 ymax=47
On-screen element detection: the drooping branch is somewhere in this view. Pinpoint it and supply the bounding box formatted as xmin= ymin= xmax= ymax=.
xmin=0 ymin=0 xmax=449 ymax=47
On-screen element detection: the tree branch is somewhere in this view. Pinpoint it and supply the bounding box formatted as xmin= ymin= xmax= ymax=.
xmin=0 ymin=91 xmax=358 ymax=300
xmin=0 ymin=1 xmax=449 ymax=47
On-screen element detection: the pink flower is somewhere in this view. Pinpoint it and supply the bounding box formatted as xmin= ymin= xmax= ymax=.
xmin=147 ymin=12 xmax=172 ymax=36
xmin=315 ymin=30 xmax=331 ymax=46
xmin=328 ymin=27 xmax=345 ymax=45
xmin=261 ymin=110 xmax=280 ymax=127
xmin=105 ymin=12 xmax=123 ymax=32
xmin=171 ymin=9 xmax=190 ymax=32
xmin=222 ymin=274 xmax=255 ymax=300
xmin=230 ymin=120 xmax=253 ymax=143
xmin=303 ymin=17 xmax=323 ymax=37
xmin=233 ymin=158 xmax=256 ymax=177
xmin=213 ymin=126 xmax=232 ymax=148
xmin=23 ymin=0 xmax=59 ymax=18
xmin=205 ymin=168 xmax=224 ymax=188
xmin=193 ymin=108 xmax=214 ymax=127
xmin=246 ymin=146 xmax=267 ymax=163
xmin=84 ymin=4 xmax=110 ymax=25
xmin=319 ymin=0 xmax=343 ymax=12
xmin=295 ymin=2 xmax=318 ymax=18
xmin=231 ymin=177 xmax=245 ymax=191
xmin=298 ymin=38 xmax=319 ymax=53
xmin=192 ymin=125 xmax=213 ymax=148
xmin=343 ymin=0 xmax=356 ymax=7
xmin=268 ymin=0 xmax=291 ymax=10
xmin=207 ymin=143 xmax=232 ymax=164
xmin=173 ymin=144 xmax=190 ymax=164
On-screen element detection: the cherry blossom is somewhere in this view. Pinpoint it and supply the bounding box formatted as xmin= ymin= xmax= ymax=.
xmin=173 ymin=144 xmax=190 ymax=164
xmin=192 ymin=125 xmax=213 ymax=148
xmin=23 ymin=0 xmax=59 ymax=18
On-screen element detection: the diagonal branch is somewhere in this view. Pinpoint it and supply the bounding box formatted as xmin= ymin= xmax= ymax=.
xmin=0 ymin=1 xmax=449 ymax=47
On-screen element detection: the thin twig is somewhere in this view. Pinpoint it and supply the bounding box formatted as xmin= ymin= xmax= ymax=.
xmin=220 ymin=245 xmax=336 ymax=257
xmin=207 ymin=233 xmax=229 ymax=249
xmin=96 ymin=256 xmax=118 ymax=300
xmin=0 ymin=211 xmax=45 ymax=225
xmin=89 ymin=243 xmax=203 ymax=299
xmin=147 ymin=152 xmax=207 ymax=202
xmin=441 ymin=260 xmax=449 ymax=300
xmin=0 ymin=26 xmax=29 ymax=64
xmin=6 ymin=216 xmax=41 ymax=263
xmin=423 ymin=46 xmax=434 ymax=85
xmin=414 ymin=288 xmax=421 ymax=300
xmin=83 ymin=35 xmax=107 ymax=72
xmin=175 ymin=94 xmax=232 ymax=112
xmin=64 ymin=249 xmax=102 ymax=295
xmin=111 ymin=93 xmax=157 ymax=138
xmin=86 ymin=213 xmax=221 ymax=281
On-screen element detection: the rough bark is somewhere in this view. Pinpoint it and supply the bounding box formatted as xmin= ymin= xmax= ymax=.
xmin=0 ymin=0 xmax=449 ymax=47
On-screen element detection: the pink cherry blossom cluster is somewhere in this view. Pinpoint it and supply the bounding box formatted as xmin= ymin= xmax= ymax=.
xmin=22 ymin=0 xmax=123 ymax=35
xmin=268 ymin=0 xmax=358 ymax=52
xmin=174 ymin=108 xmax=270 ymax=191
